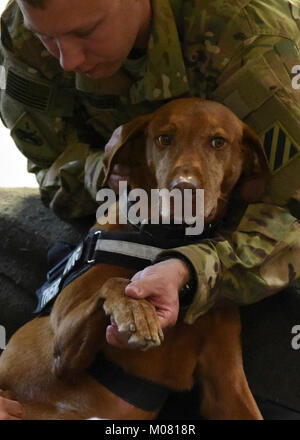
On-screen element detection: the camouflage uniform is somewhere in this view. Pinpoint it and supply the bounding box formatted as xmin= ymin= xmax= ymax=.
xmin=0 ymin=0 xmax=300 ymax=323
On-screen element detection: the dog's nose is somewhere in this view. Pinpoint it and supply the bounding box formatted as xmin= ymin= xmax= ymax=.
xmin=169 ymin=177 xmax=201 ymax=193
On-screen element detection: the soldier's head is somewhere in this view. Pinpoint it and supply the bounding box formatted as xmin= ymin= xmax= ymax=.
xmin=17 ymin=0 xmax=151 ymax=78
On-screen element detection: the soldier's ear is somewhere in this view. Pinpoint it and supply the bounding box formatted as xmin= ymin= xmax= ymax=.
xmin=239 ymin=124 xmax=271 ymax=202
xmin=101 ymin=113 xmax=153 ymax=187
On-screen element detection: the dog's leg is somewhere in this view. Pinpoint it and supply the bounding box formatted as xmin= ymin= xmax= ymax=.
xmin=51 ymin=290 xmax=108 ymax=379
xmin=49 ymin=265 xmax=120 ymax=379
xmin=50 ymin=266 xmax=163 ymax=379
xmin=196 ymin=305 xmax=263 ymax=420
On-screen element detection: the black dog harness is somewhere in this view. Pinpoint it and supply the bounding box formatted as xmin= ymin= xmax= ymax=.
xmin=35 ymin=225 xmax=209 ymax=411
xmin=35 ymin=228 xmax=166 ymax=314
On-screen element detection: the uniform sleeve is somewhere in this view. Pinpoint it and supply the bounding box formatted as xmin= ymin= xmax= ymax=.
xmin=31 ymin=136 xmax=104 ymax=221
xmin=158 ymin=203 xmax=300 ymax=324
xmin=160 ymin=3 xmax=300 ymax=323
xmin=0 ymin=91 xmax=104 ymax=221
xmin=0 ymin=2 xmax=105 ymax=220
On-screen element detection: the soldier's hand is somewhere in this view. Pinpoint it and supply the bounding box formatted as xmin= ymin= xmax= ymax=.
xmin=0 ymin=392 xmax=24 ymax=420
xmin=106 ymin=259 xmax=190 ymax=349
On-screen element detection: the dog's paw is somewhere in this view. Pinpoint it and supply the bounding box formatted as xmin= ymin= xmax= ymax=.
xmin=100 ymin=278 xmax=164 ymax=350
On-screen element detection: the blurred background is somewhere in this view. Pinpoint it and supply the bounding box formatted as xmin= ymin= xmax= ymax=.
xmin=0 ymin=0 xmax=38 ymax=187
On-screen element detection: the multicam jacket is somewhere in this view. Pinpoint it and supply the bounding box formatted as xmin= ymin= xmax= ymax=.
xmin=0 ymin=0 xmax=299 ymax=322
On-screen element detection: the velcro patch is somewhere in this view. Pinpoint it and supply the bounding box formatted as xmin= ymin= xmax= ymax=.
xmin=11 ymin=112 xmax=58 ymax=168
xmin=263 ymin=121 xmax=300 ymax=173
xmin=6 ymin=68 xmax=52 ymax=111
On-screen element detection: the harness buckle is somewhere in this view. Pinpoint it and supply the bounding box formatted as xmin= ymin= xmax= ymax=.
xmin=86 ymin=230 xmax=102 ymax=264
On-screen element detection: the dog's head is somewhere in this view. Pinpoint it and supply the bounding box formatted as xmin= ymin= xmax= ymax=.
xmin=102 ymin=98 xmax=270 ymax=226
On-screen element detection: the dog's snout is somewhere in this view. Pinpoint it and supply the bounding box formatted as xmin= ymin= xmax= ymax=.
xmin=170 ymin=177 xmax=202 ymax=193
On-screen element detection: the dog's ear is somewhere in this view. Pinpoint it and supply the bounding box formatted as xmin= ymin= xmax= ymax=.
xmin=101 ymin=113 xmax=153 ymax=187
xmin=239 ymin=124 xmax=271 ymax=202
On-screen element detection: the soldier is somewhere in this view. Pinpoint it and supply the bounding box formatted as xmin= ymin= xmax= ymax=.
xmin=0 ymin=0 xmax=299 ymax=419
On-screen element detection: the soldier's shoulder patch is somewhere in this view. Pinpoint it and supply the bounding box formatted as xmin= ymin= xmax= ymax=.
xmin=11 ymin=112 xmax=57 ymax=168
xmin=262 ymin=121 xmax=300 ymax=174
xmin=6 ymin=68 xmax=52 ymax=112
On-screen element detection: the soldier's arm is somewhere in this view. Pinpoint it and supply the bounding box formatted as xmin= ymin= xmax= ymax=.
xmin=161 ymin=5 xmax=300 ymax=322
xmin=157 ymin=201 xmax=300 ymax=324
xmin=0 ymin=2 xmax=105 ymax=220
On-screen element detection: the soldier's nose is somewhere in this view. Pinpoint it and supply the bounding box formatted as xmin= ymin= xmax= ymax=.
xmin=56 ymin=37 xmax=86 ymax=72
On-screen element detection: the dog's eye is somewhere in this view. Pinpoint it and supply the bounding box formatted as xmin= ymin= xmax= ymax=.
xmin=211 ymin=137 xmax=226 ymax=149
xmin=156 ymin=134 xmax=172 ymax=146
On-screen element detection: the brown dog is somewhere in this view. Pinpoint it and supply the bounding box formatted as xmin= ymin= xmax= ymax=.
xmin=0 ymin=99 xmax=269 ymax=420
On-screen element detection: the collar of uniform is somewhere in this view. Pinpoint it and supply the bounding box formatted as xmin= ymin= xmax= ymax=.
xmin=122 ymin=53 xmax=147 ymax=81
xmin=128 ymin=0 xmax=189 ymax=104
xmin=75 ymin=0 xmax=189 ymax=103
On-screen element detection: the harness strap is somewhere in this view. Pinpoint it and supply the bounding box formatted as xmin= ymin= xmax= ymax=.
xmin=34 ymin=229 xmax=163 ymax=314
xmin=95 ymin=238 xmax=163 ymax=262
xmin=88 ymin=352 xmax=170 ymax=412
